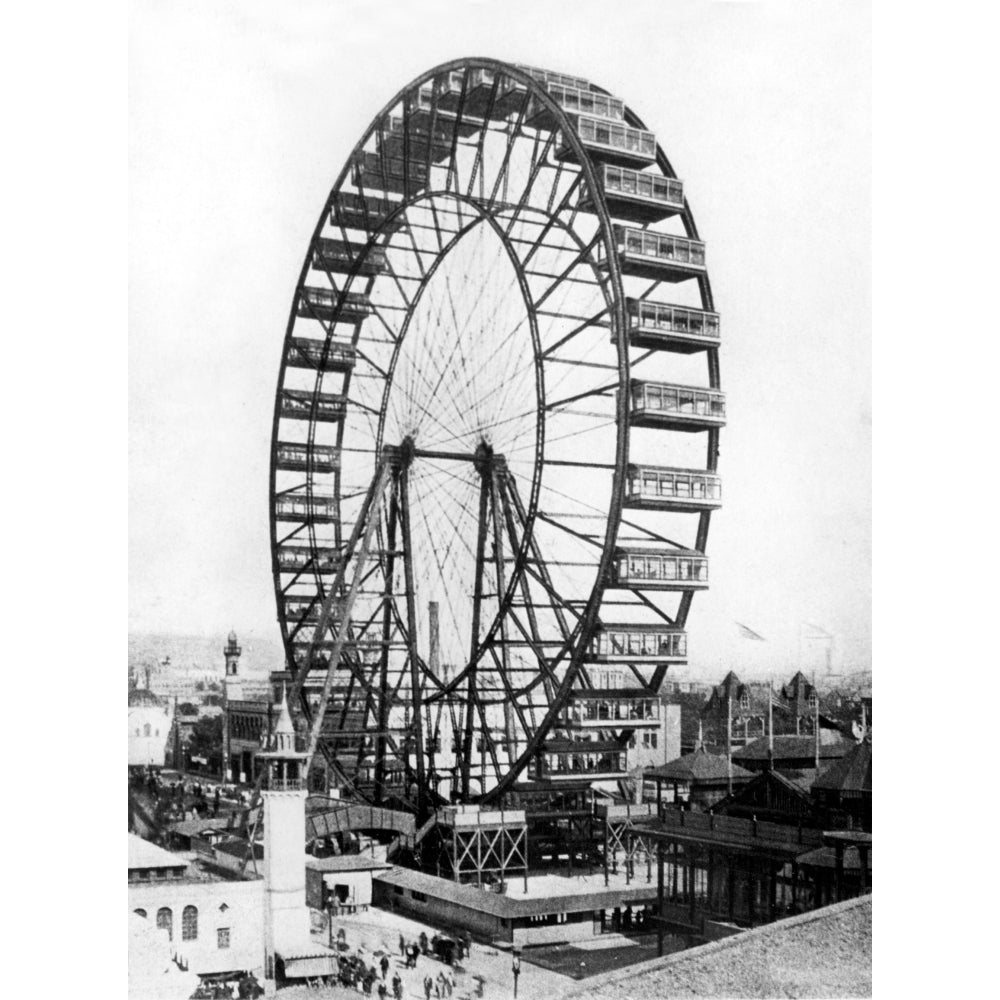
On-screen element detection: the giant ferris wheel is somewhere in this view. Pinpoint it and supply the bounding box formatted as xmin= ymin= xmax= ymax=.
xmin=269 ymin=59 xmax=724 ymax=819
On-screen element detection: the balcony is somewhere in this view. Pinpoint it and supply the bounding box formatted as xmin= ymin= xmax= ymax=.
xmin=276 ymin=546 xmax=340 ymax=574
xmin=628 ymin=380 xmax=726 ymax=432
xmin=526 ymin=84 xmax=624 ymax=130
xmin=274 ymin=492 xmax=337 ymax=523
xmin=563 ymin=694 xmax=662 ymax=729
xmin=296 ymin=287 xmax=373 ymax=324
xmin=434 ymin=68 xmax=526 ymax=120
xmin=279 ymin=389 xmax=346 ymax=423
xmin=311 ymin=238 xmax=387 ymax=277
xmin=586 ymin=625 xmax=688 ymax=661
xmin=557 ymin=115 xmax=656 ymax=168
xmin=275 ymin=442 xmax=339 ymax=473
xmin=599 ymin=227 xmax=706 ymax=283
xmin=624 ymin=464 xmax=722 ymax=512
xmin=329 ymin=192 xmax=398 ymax=232
xmin=531 ymin=740 xmax=628 ymax=781
xmin=379 ymin=116 xmax=458 ymax=164
xmin=517 ymin=64 xmax=591 ymax=93
xmin=623 ymin=298 xmax=719 ymax=353
xmin=609 ymin=547 xmax=709 ymax=590
xmin=353 ymin=151 xmax=428 ymax=196
xmin=581 ymin=164 xmax=684 ymax=224
xmin=285 ymin=337 xmax=356 ymax=373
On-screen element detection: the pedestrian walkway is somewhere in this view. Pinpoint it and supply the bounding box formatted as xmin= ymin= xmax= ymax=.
xmin=277 ymin=907 xmax=574 ymax=1000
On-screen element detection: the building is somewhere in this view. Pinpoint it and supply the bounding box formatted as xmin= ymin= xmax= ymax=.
xmin=712 ymin=768 xmax=825 ymax=827
xmin=733 ymin=734 xmax=853 ymax=777
xmin=128 ymin=833 xmax=265 ymax=988
xmin=642 ymin=745 xmax=754 ymax=810
xmin=811 ymin=739 xmax=872 ymax=831
xmin=129 ymin=686 xmax=174 ymax=768
xmin=305 ymin=855 xmax=392 ymax=915
xmin=373 ymin=866 xmax=662 ymax=946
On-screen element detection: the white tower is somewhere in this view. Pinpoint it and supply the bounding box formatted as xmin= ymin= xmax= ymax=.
xmin=222 ymin=630 xmax=243 ymax=781
xmin=257 ymin=686 xmax=311 ymax=967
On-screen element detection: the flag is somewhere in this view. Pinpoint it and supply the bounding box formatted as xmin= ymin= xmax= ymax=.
xmin=735 ymin=622 xmax=766 ymax=641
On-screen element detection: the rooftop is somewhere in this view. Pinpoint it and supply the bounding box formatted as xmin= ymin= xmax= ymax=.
xmin=375 ymin=867 xmax=659 ymax=919
xmin=128 ymin=833 xmax=186 ymax=871
xmin=564 ymin=895 xmax=871 ymax=998
xmin=306 ymin=855 xmax=393 ymax=873
xmin=812 ymin=740 xmax=872 ymax=794
xmin=734 ymin=734 xmax=852 ymax=762
xmin=645 ymin=747 xmax=754 ymax=784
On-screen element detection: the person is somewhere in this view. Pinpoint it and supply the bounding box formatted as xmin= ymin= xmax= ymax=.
xmin=399 ymin=934 xmax=406 ymax=958
xmin=435 ymin=972 xmax=445 ymax=999
xmin=378 ymin=983 xmax=388 ymax=1000
xmin=423 ymin=975 xmax=434 ymax=1000
xmin=419 ymin=931 xmax=429 ymax=955
xmin=392 ymin=974 xmax=403 ymax=1000
xmin=380 ymin=955 xmax=390 ymax=979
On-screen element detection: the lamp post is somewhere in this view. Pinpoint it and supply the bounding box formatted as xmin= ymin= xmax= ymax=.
xmin=511 ymin=944 xmax=522 ymax=999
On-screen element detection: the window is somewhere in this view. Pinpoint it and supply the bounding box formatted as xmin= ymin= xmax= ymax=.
xmin=217 ymin=928 xmax=230 ymax=950
xmin=182 ymin=905 xmax=198 ymax=941
xmin=412 ymin=891 xmax=427 ymax=903
xmin=143 ymin=723 xmax=151 ymax=737
xmin=134 ymin=909 xmax=147 ymax=919
xmin=157 ymin=908 xmax=173 ymax=942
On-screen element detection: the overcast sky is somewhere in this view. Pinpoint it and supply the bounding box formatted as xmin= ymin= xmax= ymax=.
xmin=129 ymin=0 xmax=871 ymax=681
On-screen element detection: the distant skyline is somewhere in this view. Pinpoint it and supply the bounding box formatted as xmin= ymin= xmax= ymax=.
xmin=129 ymin=1 xmax=871 ymax=682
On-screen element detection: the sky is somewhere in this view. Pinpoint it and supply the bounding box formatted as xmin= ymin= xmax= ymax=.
xmin=129 ymin=0 xmax=871 ymax=681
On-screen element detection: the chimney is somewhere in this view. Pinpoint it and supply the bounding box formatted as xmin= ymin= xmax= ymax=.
xmin=428 ymin=602 xmax=440 ymax=677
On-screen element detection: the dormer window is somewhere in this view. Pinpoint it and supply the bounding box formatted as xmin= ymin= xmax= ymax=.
xmin=739 ymin=691 xmax=750 ymax=710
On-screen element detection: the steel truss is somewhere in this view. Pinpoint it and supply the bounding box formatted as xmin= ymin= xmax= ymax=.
xmin=266 ymin=59 xmax=724 ymax=847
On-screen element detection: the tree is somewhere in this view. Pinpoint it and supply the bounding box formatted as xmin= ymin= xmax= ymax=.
xmin=177 ymin=702 xmax=199 ymax=716
xmin=188 ymin=714 xmax=224 ymax=773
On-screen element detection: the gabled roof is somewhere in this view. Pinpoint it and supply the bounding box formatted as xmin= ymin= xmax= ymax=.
xmin=812 ymin=740 xmax=872 ymax=794
xmin=645 ymin=746 xmax=754 ymax=783
xmin=780 ymin=671 xmax=816 ymax=702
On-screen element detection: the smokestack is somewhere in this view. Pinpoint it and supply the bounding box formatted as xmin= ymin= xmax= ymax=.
xmin=428 ymin=601 xmax=440 ymax=677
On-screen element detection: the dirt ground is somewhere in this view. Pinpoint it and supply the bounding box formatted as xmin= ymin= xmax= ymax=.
xmin=273 ymin=907 xmax=574 ymax=1000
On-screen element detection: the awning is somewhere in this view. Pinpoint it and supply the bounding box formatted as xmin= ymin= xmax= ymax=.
xmin=282 ymin=954 xmax=339 ymax=979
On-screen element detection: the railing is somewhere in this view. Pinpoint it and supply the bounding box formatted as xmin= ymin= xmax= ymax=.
xmin=573 ymin=116 xmax=656 ymax=159
xmin=625 ymin=465 xmax=721 ymax=505
xmin=279 ymin=390 xmax=345 ymax=422
xmin=564 ymin=698 xmax=661 ymax=725
xmin=275 ymin=442 xmax=340 ymax=472
xmin=612 ymin=549 xmax=709 ymax=586
xmin=312 ymin=238 xmax=387 ymax=272
xmin=276 ymin=547 xmax=339 ymax=572
xmin=607 ymin=227 xmax=706 ymax=267
xmin=630 ymin=382 xmax=726 ymax=421
xmin=531 ymin=84 xmax=623 ymax=123
xmin=588 ymin=627 xmax=688 ymax=659
xmin=286 ymin=338 xmax=356 ymax=370
xmin=274 ymin=493 xmax=337 ymax=521
xmin=266 ymin=778 xmax=304 ymax=792
xmin=297 ymin=287 xmax=372 ymax=318
xmin=534 ymin=751 xmax=629 ymax=778
xmin=626 ymin=300 xmax=719 ymax=339
xmin=605 ymin=165 xmax=681 ymax=204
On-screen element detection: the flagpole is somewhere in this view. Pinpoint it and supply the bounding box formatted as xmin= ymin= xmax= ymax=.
xmin=813 ymin=671 xmax=820 ymax=771
xmin=727 ymin=690 xmax=733 ymax=795
xmin=767 ymin=676 xmax=774 ymax=772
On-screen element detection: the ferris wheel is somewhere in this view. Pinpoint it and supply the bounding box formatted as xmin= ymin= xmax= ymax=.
xmin=269 ymin=58 xmax=723 ymax=817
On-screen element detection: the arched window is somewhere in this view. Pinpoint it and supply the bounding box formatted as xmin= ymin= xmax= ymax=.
xmin=144 ymin=723 xmax=151 ymax=737
xmin=182 ymin=905 xmax=198 ymax=941
xmin=156 ymin=907 xmax=173 ymax=941
xmin=134 ymin=908 xmax=147 ymax=919
xmin=135 ymin=728 xmax=141 ymax=737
